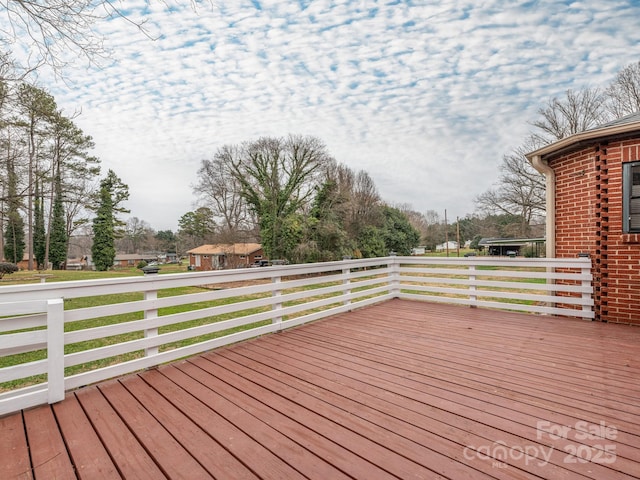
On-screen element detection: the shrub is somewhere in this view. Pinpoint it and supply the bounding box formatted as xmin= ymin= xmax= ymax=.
xmin=136 ymin=260 xmax=148 ymax=269
xmin=0 ymin=262 xmax=19 ymax=279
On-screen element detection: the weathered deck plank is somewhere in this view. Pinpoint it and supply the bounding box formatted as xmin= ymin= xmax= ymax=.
xmin=2 ymin=299 xmax=640 ymax=479
xmin=52 ymin=395 xmax=120 ymax=479
xmin=0 ymin=412 xmax=32 ymax=480
xmin=23 ymin=405 xmax=76 ymax=479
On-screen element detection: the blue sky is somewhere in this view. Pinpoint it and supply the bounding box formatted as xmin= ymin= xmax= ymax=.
xmin=34 ymin=0 xmax=640 ymax=231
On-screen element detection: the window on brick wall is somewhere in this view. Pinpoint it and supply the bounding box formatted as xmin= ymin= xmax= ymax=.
xmin=623 ymin=161 xmax=640 ymax=233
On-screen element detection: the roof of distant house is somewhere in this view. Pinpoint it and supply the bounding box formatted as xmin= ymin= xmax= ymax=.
xmin=114 ymin=253 xmax=158 ymax=261
xmin=478 ymin=237 xmax=545 ymax=246
xmin=187 ymin=243 xmax=263 ymax=255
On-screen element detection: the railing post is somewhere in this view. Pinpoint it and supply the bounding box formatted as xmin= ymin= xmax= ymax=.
xmin=144 ymin=289 xmax=159 ymax=356
xmin=47 ymin=298 xmax=65 ymax=404
xmin=389 ymin=254 xmax=400 ymax=297
xmin=272 ymin=275 xmax=282 ymax=325
xmin=468 ymin=264 xmax=477 ymax=307
xmin=581 ymin=259 xmax=593 ymax=319
xmin=342 ymin=257 xmax=352 ymax=307
xmin=142 ymin=267 xmax=161 ymax=356
xmin=545 ymin=261 xmax=556 ymax=311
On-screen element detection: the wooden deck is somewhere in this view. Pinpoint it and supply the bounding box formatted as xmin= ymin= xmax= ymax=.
xmin=2 ymin=299 xmax=640 ymax=479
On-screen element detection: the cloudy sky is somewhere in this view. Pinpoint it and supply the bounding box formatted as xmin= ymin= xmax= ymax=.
xmin=34 ymin=0 xmax=640 ymax=231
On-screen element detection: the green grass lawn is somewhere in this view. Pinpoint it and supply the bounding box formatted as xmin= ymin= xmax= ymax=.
xmin=1 ymin=265 xmax=390 ymax=391
xmin=1 ymin=265 xmax=271 ymax=390
xmin=0 ymin=263 xmax=190 ymax=286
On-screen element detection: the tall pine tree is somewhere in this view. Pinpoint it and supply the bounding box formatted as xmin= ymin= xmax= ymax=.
xmin=49 ymin=174 xmax=67 ymax=269
xmin=4 ymin=210 xmax=25 ymax=264
xmin=91 ymin=182 xmax=115 ymax=271
xmin=4 ymin=151 xmax=25 ymax=264
xmin=33 ymin=178 xmax=46 ymax=269
xmin=91 ymin=170 xmax=128 ymax=271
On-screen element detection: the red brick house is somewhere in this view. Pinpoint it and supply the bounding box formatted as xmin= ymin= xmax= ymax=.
xmin=187 ymin=243 xmax=264 ymax=271
xmin=527 ymin=112 xmax=640 ymax=325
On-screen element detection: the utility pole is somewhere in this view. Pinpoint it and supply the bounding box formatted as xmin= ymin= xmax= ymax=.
xmin=456 ymin=217 xmax=460 ymax=257
xmin=444 ymin=209 xmax=449 ymax=257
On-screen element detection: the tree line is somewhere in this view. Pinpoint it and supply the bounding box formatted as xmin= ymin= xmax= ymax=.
xmin=0 ymin=77 xmax=133 ymax=271
xmin=187 ymin=135 xmax=420 ymax=262
xmin=0 ymin=81 xmax=100 ymax=268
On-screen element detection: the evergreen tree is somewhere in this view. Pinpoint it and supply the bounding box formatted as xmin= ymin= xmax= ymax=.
xmin=91 ymin=182 xmax=115 ymax=271
xmin=33 ymin=178 xmax=46 ymax=269
xmin=91 ymin=170 xmax=128 ymax=271
xmin=49 ymin=175 xmax=67 ymax=269
xmin=381 ymin=206 xmax=421 ymax=255
xmin=356 ymin=225 xmax=386 ymax=258
xmin=296 ymin=179 xmax=352 ymax=262
xmin=99 ymin=169 xmax=130 ymax=237
xmin=4 ymin=209 xmax=25 ymax=264
xmin=3 ymin=152 xmax=25 ymax=264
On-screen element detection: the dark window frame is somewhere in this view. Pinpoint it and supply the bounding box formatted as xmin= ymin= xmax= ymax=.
xmin=623 ymin=161 xmax=640 ymax=233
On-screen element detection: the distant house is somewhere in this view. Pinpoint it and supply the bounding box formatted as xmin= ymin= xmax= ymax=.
xmin=435 ymin=241 xmax=458 ymax=252
xmin=14 ymin=253 xmax=29 ymax=270
xmin=526 ymin=112 xmax=640 ymax=325
xmin=411 ymin=246 xmax=426 ymax=255
xmin=158 ymin=252 xmax=179 ymax=264
xmin=65 ymin=255 xmax=94 ymax=271
xmin=113 ymin=253 xmax=158 ymax=268
xmin=187 ymin=243 xmax=264 ymax=271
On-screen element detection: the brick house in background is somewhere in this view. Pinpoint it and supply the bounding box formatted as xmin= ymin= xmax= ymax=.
xmin=187 ymin=243 xmax=264 ymax=271
xmin=527 ymin=112 xmax=640 ymax=325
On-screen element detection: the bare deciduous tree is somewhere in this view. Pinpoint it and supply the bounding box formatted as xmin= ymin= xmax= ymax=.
xmin=606 ymin=61 xmax=640 ymax=118
xmin=476 ymin=61 xmax=640 ymax=241
xmin=193 ymin=145 xmax=256 ymax=242
xmin=0 ymin=0 xmax=207 ymax=77
xmin=475 ymin=143 xmax=546 ymax=237
xmin=347 ymin=170 xmax=381 ymax=236
xmin=230 ymin=135 xmax=333 ymax=259
xmin=118 ymin=217 xmax=153 ymax=254
xmin=531 ymin=88 xmax=610 ymax=143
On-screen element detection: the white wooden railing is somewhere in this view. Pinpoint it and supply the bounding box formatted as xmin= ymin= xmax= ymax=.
xmin=0 ymin=256 xmax=593 ymax=415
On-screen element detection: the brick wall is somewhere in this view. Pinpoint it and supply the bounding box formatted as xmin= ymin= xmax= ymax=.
xmin=550 ymin=140 xmax=640 ymax=325
xmin=604 ymin=140 xmax=640 ymax=325
xmin=551 ymin=148 xmax=599 ymax=258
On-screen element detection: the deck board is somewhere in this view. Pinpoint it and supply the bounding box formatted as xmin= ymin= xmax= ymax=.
xmin=0 ymin=412 xmax=32 ymax=480
xmin=24 ymin=405 xmax=76 ymax=479
xmin=164 ymin=361 xmax=390 ymax=480
xmin=75 ymin=384 xmax=167 ymax=479
xmin=2 ymin=299 xmax=640 ymax=479
xmin=52 ymin=395 xmax=120 ymax=480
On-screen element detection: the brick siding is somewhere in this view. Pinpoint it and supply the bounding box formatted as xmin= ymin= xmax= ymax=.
xmin=550 ymin=139 xmax=640 ymax=325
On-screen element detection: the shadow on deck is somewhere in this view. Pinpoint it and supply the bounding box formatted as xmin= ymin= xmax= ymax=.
xmin=2 ymin=299 xmax=640 ymax=479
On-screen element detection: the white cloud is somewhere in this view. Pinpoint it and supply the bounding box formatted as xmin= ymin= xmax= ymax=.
xmin=24 ymin=0 xmax=640 ymax=230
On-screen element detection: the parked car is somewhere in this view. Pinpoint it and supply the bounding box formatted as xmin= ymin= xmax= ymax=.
xmin=251 ymin=259 xmax=272 ymax=267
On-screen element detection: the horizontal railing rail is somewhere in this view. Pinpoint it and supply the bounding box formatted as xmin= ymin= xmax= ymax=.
xmin=396 ymin=257 xmax=594 ymax=318
xmin=0 ymin=255 xmax=592 ymax=415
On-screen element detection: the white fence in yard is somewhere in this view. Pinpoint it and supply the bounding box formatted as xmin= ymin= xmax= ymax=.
xmin=0 ymin=256 xmax=593 ymax=416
